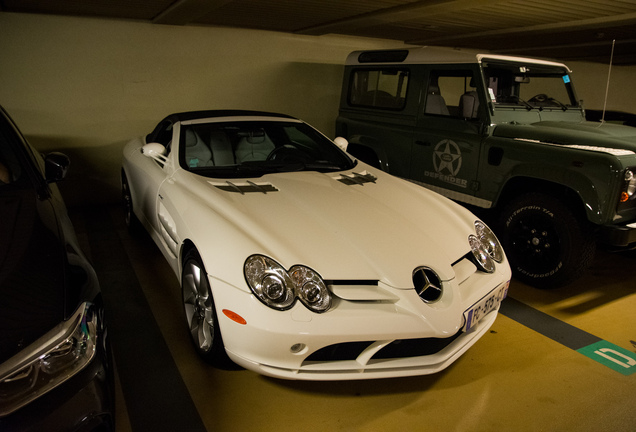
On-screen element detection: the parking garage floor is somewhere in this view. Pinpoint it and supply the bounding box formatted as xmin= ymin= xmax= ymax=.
xmin=70 ymin=205 xmax=636 ymax=432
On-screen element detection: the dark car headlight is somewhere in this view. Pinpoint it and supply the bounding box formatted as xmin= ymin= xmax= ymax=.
xmin=469 ymin=221 xmax=504 ymax=273
xmin=244 ymin=255 xmax=331 ymax=313
xmin=620 ymin=169 xmax=636 ymax=202
xmin=0 ymin=302 xmax=98 ymax=417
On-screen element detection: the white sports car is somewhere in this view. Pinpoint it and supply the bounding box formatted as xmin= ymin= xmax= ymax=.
xmin=121 ymin=110 xmax=511 ymax=380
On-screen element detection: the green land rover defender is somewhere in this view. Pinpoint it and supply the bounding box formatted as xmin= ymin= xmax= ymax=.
xmin=336 ymin=47 xmax=636 ymax=288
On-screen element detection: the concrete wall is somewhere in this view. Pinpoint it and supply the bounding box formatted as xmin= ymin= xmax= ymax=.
xmin=0 ymin=12 xmax=403 ymax=205
xmin=569 ymin=60 xmax=636 ymax=112
xmin=1 ymin=12 xmax=634 ymax=206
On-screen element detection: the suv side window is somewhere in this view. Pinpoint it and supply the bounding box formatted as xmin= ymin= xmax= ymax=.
xmin=348 ymin=69 xmax=409 ymax=110
xmin=424 ymin=70 xmax=480 ymax=119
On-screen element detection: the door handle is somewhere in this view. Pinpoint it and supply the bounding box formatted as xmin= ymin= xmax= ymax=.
xmin=415 ymin=140 xmax=431 ymax=146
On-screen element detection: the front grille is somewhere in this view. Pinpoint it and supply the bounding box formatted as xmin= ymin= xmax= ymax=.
xmin=371 ymin=331 xmax=462 ymax=359
xmin=305 ymin=341 xmax=374 ymax=362
xmin=303 ymin=331 xmax=462 ymax=364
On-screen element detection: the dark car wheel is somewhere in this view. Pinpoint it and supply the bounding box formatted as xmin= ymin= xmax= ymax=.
xmin=121 ymin=171 xmax=142 ymax=235
xmin=181 ymin=249 xmax=233 ymax=367
xmin=499 ymin=193 xmax=595 ymax=288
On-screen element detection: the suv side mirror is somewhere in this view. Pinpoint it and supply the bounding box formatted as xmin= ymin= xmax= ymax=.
xmin=44 ymin=152 xmax=70 ymax=183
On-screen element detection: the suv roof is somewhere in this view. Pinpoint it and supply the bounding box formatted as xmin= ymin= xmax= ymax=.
xmin=345 ymin=46 xmax=571 ymax=72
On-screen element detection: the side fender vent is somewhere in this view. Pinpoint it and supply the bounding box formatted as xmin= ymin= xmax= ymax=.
xmin=334 ymin=171 xmax=377 ymax=186
xmin=210 ymin=181 xmax=279 ymax=194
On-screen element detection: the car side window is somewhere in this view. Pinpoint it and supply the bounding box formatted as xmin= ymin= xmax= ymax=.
xmin=147 ymin=120 xmax=173 ymax=147
xmin=424 ymin=70 xmax=481 ymax=119
xmin=0 ymin=153 xmax=12 ymax=185
xmin=0 ymin=113 xmax=25 ymax=185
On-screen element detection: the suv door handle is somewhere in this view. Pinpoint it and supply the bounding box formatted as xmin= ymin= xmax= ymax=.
xmin=415 ymin=140 xmax=431 ymax=146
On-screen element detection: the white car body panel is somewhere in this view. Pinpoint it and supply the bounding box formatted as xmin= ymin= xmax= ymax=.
xmin=122 ymin=111 xmax=511 ymax=380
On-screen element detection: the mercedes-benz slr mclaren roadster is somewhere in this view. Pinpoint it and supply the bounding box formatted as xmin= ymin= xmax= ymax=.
xmin=121 ymin=110 xmax=511 ymax=380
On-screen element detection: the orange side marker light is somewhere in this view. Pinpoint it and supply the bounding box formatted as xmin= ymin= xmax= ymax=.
xmin=222 ymin=309 xmax=247 ymax=325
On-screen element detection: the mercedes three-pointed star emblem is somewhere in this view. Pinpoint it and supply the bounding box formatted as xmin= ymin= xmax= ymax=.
xmin=412 ymin=267 xmax=443 ymax=303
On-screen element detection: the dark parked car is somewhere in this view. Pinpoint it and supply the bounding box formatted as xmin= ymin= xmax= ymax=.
xmin=0 ymin=105 xmax=114 ymax=431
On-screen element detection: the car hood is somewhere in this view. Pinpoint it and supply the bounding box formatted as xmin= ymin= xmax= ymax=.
xmin=181 ymin=167 xmax=479 ymax=289
xmin=0 ymin=186 xmax=97 ymax=363
xmin=493 ymin=120 xmax=636 ymax=153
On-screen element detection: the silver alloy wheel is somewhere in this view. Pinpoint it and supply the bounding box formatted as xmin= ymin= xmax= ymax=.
xmin=182 ymin=259 xmax=215 ymax=352
xmin=121 ymin=171 xmax=141 ymax=234
xmin=122 ymin=176 xmax=133 ymax=227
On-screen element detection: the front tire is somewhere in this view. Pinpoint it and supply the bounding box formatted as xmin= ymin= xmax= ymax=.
xmin=498 ymin=193 xmax=595 ymax=288
xmin=181 ymin=249 xmax=232 ymax=367
xmin=121 ymin=170 xmax=142 ymax=235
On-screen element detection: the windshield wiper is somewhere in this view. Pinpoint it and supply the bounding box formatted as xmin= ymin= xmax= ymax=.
xmin=510 ymin=95 xmax=534 ymax=110
xmin=267 ymin=160 xmax=347 ymax=173
xmin=195 ymin=160 xmax=352 ymax=178
xmin=301 ymin=162 xmax=345 ymax=172
xmin=195 ymin=164 xmax=274 ymax=179
xmin=548 ymin=97 xmax=568 ymax=111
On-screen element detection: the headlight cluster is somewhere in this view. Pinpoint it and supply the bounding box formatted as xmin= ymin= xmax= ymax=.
xmin=620 ymin=169 xmax=636 ymax=203
xmin=469 ymin=221 xmax=504 ymax=273
xmin=0 ymin=303 xmax=97 ymax=417
xmin=244 ymin=255 xmax=331 ymax=313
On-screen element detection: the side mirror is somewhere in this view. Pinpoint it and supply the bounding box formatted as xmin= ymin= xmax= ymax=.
xmin=44 ymin=152 xmax=70 ymax=183
xmin=142 ymin=143 xmax=169 ymax=165
xmin=333 ymin=137 xmax=348 ymax=152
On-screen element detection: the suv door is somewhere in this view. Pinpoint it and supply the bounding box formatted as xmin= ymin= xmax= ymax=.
xmin=338 ymin=67 xmax=419 ymax=177
xmin=409 ymin=67 xmax=487 ymax=206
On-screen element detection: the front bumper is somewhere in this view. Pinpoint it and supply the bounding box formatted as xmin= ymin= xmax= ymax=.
xmin=599 ymin=221 xmax=636 ymax=247
xmin=227 ymin=308 xmax=499 ymax=380
xmin=212 ymin=260 xmax=510 ymax=381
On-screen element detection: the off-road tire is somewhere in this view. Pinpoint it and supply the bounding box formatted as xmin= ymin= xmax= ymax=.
xmin=498 ymin=193 xmax=595 ymax=288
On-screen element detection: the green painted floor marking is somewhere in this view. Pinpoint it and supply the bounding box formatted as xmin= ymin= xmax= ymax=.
xmin=500 ymin=298 xmax=636 ymax=375
xmin=577 ymin=341 xmax=636 ymax=376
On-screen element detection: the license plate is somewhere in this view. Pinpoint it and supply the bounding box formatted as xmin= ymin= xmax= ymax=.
xmin=464 ymin=281 xmax=509 ymax=332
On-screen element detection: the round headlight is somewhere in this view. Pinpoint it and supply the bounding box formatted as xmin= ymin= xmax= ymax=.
xmin=261 ymin=274 xmax=287 ymax=301
xmin=475 ymin=221 xmax=504 ymax=263
xmin=244 ymin=255 xmax=295 ymax=310
xmin=469 ymin=234 xmax=496 ymax=273
xmin=290 ymin=266 xmax=331 ymax=313
xmin=625 ymin=170 xmax=636 ymax=198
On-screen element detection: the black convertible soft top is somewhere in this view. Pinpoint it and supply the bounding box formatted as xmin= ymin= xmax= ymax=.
xmin=162 ymin=110 xmax=296 ymax=124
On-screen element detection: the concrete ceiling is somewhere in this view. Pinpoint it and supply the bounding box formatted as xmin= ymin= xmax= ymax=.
xmin=3 ymin=0 xmax=636 ymax=65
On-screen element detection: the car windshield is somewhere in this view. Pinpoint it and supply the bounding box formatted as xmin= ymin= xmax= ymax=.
xmin=482 ymin=60 xmax=578 ymax=110
xmin=179 ymin=120 xmax=355 ymax=178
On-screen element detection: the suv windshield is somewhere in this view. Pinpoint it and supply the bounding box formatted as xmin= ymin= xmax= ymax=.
xmin=482 ymin=60 xmax=578 ymax=110
xmin=179 ymin=120 xmax=355 ymax=178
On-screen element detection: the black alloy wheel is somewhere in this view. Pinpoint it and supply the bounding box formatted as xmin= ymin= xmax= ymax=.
xmin=499 ymin=192 xmax=595 ymax=288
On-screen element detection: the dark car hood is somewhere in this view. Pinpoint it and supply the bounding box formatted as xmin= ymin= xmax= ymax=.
xmin=493 ymin=120 xmax=636 ymax=153
xmin=0 ymin=186 xmax=70 ymax=363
